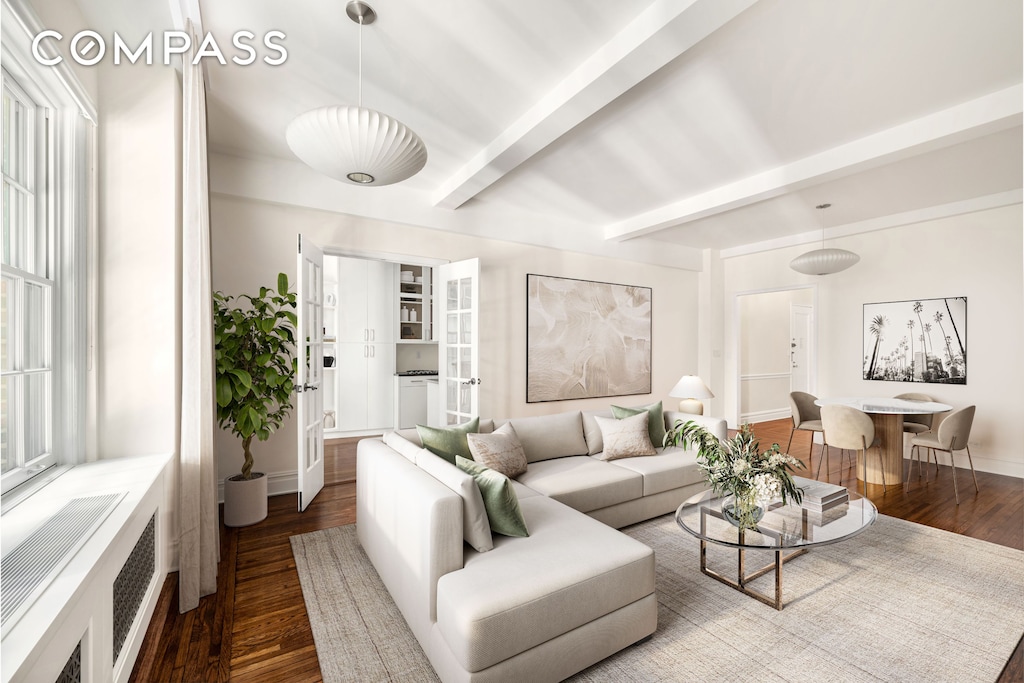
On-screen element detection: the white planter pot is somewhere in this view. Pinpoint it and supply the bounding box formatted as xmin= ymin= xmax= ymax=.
xmin=224 ymin=472 xmax=268 ymax=527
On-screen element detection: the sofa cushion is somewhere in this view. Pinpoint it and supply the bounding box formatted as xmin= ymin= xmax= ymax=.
xmin=515 ymin=457 xmax=643 ymax=513
xmin=611 ymin=400 xmax=666 ymax=448
xmin=384 ymin=430 xmax=423 ymax=463
xmin=436 ymin=495 xmax=655 ymax=672
xmin=663 ymin=411 xmax=728 ymax=443
xmin=593 ymin=412 xmax=657 ymax=461
xmin=606 ymin=446 xmax=705 ymax=496
xmin=582 ymin=409 xmax=613 ymax=455
xmin=509 ymin=412 xmax=588 ymax=462
xmin=415 ymin=447 xmax=494 ymax=552
xmin=455 ymin=457 xmax=529 ymax=538
xmin=467 ymin=422 xmax=528 ymax=478
xmin=418 ymin=417 xmax=481 ymax=463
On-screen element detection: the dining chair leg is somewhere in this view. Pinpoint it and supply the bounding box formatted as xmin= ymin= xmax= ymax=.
xmin=904 ymin=445 xmax=915 ymax=494
xmin=786 ymin=429 xmax=795 ymax=456
xmin=815 ymin=444 xmax=828 ymax=481
xmin=861 ymin=447 xmax=868 ymax=499
xmin=876 ymin=446 xmax=886 ymax=495
xmin=948 ymin=448 xmax=960 ymax=505
xmin=965 ymin=445 xmax=980 ymax=494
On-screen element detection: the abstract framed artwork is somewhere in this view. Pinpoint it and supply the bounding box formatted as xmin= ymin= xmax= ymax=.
xmin=862 ymin=297 xmax=966 ymax=384
xmin=526 ymin=274 xmax=652 ymax=402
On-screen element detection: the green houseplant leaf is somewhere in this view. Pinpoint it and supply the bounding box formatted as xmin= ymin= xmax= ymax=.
xmin=214 ymin=273 xmax=298 ymax=479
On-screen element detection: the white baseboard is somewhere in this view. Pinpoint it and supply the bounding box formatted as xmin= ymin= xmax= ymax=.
xmin=217 ymin=470 xmax=298 ymax=503
xmin=739 ymin=408 xmax=791 ymax=424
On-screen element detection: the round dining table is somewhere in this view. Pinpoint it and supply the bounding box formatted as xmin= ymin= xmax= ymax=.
xmin=813 ymin=396 xmax=952 ymax=487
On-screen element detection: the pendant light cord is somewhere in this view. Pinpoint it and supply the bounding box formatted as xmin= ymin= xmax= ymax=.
xmin=357 ymin=16 xmax=363 ymax=107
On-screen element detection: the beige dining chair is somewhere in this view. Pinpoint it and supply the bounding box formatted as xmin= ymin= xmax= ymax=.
xmin=786 ymin=391 xmax=823 ymax=470
xmin=820 ymin=404 xmax=886 ymax=497
xmin=894 ymin=392 xmax=943 ymax=478
xmin=894 ymin=392 xmax=937 ymax=434
xmin=907 ymin=405 xmax=979 ymax=504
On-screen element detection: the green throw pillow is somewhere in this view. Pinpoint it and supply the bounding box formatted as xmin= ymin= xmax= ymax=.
xmin=611 ymin=400 xmax=665 ymax=447
xmin=417 ymin=417 xmax=481 ymax=464
xmin=455 ymin=456 xmax=529 ymax=538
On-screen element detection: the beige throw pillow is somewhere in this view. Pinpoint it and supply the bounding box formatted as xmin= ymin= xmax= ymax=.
xmin=593 ymin=412 xmax=657 ymax=461
xmin=467 ymin=423 xmax=528 ymax=478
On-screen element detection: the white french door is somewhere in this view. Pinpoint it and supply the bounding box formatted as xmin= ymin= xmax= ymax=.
xmin=437 ymin=259 xmax=480 ymax=425
xmin=296 ymin=234 xmax=325 ymax=512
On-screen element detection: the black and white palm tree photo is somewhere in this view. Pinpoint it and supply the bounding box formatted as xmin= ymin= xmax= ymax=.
xmin=863 ymin=297 xmax=967 ymax=384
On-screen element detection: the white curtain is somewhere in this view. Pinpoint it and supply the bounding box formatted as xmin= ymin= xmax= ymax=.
xmin=178 ymin=20 xmax=219 ymax=613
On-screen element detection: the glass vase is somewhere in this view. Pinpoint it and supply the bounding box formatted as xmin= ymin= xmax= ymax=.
xmin=722 ymin=492 xmax=764 ymax=530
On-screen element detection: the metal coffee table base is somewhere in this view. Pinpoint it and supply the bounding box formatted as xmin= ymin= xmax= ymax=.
xmin=699 ymin=537 xmax=807 ymax=610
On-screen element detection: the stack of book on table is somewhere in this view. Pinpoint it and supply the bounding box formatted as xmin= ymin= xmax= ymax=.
xmin=794 ymin=476 xmax=849 ymax=525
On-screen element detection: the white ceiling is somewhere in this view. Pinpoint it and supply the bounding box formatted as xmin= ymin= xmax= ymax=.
xmin=92 ymin=0 xmax=1024 ymax=266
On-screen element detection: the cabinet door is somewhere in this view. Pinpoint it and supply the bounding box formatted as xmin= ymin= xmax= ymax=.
xmin=366 ymin=343 xmax=395 ymax=429
xmin=336 ymin=257 xmax=369 ymax=342
xmin=335 ymin=343 xmax=368 ymax=431
xmin=365 ymin=259 xmax=396 ymax=343
xmin=398 ymin=379 xmax=429 ymax=429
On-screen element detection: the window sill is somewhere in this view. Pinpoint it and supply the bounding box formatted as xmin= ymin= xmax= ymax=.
xmin=1 ymin=453 xmax=171 ymax=683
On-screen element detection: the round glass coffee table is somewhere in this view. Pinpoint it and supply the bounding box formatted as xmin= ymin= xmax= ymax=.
xmin=676 ymin=486 xmax=877 ymax=610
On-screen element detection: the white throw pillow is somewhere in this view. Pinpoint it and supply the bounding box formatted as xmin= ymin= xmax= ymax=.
xmin=593 ymin=412 xmax=657 ymax=461
xmin=467 ymin=423 xmax=528 ymax=478
xmin=415 ymin=448 xmax=494 ymax=552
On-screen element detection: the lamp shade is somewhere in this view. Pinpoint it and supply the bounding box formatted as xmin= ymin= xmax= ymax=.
xmin=789 ymin=247 xmax=860 ymax=275
xmin=669 ymin=375 xmax=714 ymax=400
xmin=286 ymin=105 xmax=427 ymax=186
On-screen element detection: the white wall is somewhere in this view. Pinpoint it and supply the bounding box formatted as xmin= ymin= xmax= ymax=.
xmin=91 ymin=63 xmax=181 ymax=462
xmin=718 ymin=205 xmax=1024 ymax=478
xmin=210 ymin=193 xmax=700 ymax=491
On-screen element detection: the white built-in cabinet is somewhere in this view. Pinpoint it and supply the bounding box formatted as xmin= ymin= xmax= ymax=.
xmin=324 ymin=256 xmax=396 ymax=434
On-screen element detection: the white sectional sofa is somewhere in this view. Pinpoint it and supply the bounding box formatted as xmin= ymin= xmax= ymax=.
xmin=356 ymin=407 xmax=727 ymax=682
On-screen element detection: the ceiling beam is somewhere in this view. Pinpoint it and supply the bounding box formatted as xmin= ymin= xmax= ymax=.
xmin=604 ymin=84 xmax=1024 ymax=242
xmin=718 ymin=189 xmax=1024 ymax=260
xmin=431 ymin=0 xmax=760 ymax=210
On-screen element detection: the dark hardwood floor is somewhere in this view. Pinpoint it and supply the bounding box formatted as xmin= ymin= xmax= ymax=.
xmin=130 ymin=423 xmax=1024 ymax=682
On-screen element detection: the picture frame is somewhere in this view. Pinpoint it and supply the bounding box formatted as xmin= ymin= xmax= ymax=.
xmin=862 ymin=297 xmax=966 ymax=384
xmin=526 ymin=274 xmax=652 ymax=402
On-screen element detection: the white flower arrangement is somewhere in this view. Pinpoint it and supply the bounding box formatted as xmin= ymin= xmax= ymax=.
xmin=665 ymin=421 xmax=804 ymax=529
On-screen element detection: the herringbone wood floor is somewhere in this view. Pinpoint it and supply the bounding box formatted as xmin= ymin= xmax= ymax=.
xmin=130 ymin=421 xmax=1024 ymax=682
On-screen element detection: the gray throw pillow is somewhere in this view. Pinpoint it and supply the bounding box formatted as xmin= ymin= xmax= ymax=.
xmin=455 ymin=456 xmax=530 ymax=538
xmin=611 ymin=400 xmax=666 ymax=447
xmin=416 ymin=417 xmax=480 ymax=463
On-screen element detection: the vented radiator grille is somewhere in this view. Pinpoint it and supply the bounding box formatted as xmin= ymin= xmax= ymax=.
xmin=56 ymin=641 xmax=82 ymax=683
xmin=113 ymin=513 xmax=156 ymax=662
xmin=1 ymin=493 xmax=123 ymax=630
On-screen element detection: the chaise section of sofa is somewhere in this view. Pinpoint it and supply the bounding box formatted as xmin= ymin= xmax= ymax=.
xmin=356 ymin=405 xmax=727 ymax=681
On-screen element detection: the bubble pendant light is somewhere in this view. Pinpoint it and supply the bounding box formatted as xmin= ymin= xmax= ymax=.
xmin=789 ymin=203 xmax=860 ymax=275
xmin=286 ymin=1 xmax=427 ymax=186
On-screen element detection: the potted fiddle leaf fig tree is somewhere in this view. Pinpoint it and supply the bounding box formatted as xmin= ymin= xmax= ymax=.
xmin=214 ymin=273 xmax=297 ymax=526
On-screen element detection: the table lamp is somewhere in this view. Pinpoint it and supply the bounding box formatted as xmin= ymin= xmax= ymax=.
xmin=669 ymin=375 xmax=714 ymax=415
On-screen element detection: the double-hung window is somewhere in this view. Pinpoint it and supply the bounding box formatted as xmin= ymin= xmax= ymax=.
xmin=2 ymin=67 xmax=55 ymax=491
xmin=1 ymin=2 xmax=94 ymax=497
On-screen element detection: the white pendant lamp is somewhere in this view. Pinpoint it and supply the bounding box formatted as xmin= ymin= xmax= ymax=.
xmin=286 ymin=1 xmax=427 ymax=186
xmin=789 ymin=203 xmax=860 ymax=275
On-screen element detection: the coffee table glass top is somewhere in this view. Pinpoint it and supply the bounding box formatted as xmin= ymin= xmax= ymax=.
xmin=676 ymin=488 xmax=877 ymax=550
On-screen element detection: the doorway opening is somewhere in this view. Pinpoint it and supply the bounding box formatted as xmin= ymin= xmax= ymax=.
xmin=734 ymin=286 xmax=817 ymax=427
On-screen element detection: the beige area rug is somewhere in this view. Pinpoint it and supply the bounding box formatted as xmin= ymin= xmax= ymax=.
xmin=290 ymin=515 xmax=1024 ymax=682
